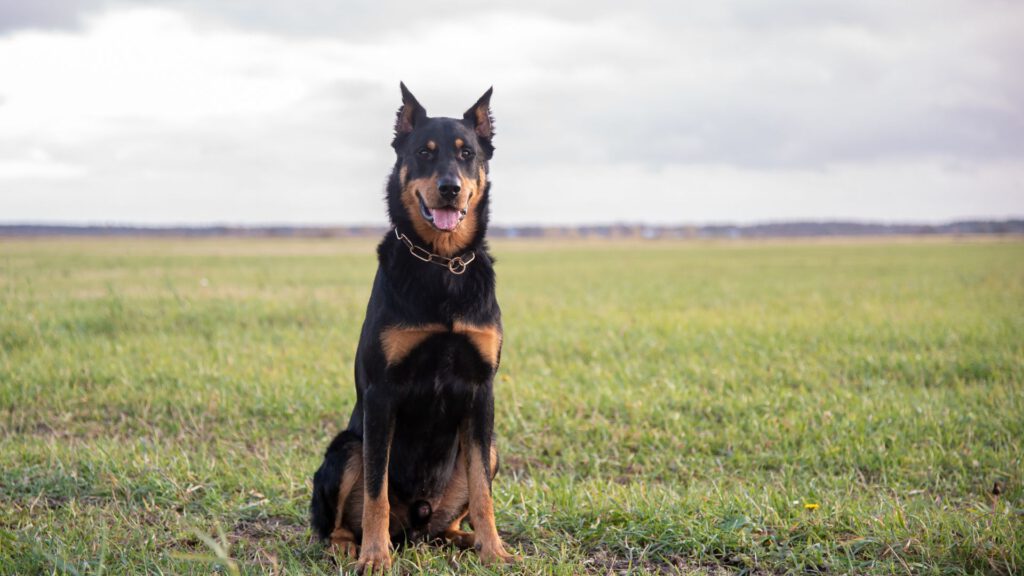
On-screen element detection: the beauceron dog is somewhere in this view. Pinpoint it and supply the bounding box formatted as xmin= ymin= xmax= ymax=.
xmin=310 ymin=83 xmax=513 ymax=573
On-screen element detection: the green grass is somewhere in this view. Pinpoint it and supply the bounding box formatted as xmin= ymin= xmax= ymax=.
xmin=1 ymin=237 xmax=1022 ymax=575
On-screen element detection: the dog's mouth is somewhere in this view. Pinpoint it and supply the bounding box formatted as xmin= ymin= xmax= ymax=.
xmin=416 ymin=191 xmax=467 ymax=232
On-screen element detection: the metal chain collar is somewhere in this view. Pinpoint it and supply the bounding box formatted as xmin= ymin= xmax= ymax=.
xmin=394 ymin=227 xmax=476 ymax=275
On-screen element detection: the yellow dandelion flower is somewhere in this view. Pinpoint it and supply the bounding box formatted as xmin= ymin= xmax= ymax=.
xmin=804 ymin=503 xmax=820 ymax=510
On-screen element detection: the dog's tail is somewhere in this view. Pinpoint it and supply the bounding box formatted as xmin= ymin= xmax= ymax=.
xmin=310 ymin=430 xmax=362 ymax=541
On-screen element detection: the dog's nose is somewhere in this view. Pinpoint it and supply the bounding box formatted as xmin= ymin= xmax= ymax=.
xmin=437 ymin=178 xmax=461 ymax=201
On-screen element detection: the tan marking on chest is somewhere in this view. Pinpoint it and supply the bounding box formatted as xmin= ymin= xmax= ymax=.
xmin=380 ymin=324 xmax=446 ymax=365
xmin=453 ymin=321 xmax=502 ymax=367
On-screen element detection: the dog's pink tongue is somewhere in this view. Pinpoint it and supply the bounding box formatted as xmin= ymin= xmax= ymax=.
xmin=430 ymin=208 xmax=461 ymax=231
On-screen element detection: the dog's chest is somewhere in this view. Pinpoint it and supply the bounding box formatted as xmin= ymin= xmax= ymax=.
xmin=379 ymin=321 xmax=500 ymax=383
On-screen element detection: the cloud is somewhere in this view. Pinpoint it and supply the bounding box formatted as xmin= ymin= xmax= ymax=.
xmin=0 ymin=148 xmax=87 ymax=180
xmin=501 ymin=160 xmax=1024 ymax=224
xmin=0 ymin=2 xmax=1021 ymax=224
xmin=0 ymin=0 xmax=106 ymax=34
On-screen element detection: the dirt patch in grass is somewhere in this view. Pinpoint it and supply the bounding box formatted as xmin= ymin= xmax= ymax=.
xmin=501 ymin=453 xmax=547 ymax=479
xmin=230 ymin=515 xmax=305 ymax=542
xmin=582 ymin=549 xmax=747 ymax=575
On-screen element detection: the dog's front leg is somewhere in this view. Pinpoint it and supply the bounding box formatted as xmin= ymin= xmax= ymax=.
xmin=464 ymin=383 xmax=514 ymax=565
xmin=357 ymin=387 xmax=393 ymax=573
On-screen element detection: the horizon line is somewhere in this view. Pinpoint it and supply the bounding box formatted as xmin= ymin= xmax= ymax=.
xmin=2 ymin=217 xmax=1023 ymax=229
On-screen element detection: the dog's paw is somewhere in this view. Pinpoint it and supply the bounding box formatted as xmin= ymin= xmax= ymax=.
xmin=477 ymin=542 xmax=516 ymax=565
xmin=443 ymin=528 xmax=476 ymax=550
xmin=328 ymin=529 xmax=359 ymax=559
xmin=355 ymin=544 xmax=392 ymax=574
xmin=328 ymin=539 xmax=359 ymax=559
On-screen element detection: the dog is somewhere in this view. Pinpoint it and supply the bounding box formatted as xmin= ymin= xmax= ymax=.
xmin=310 ymin=83 xmax=513 ymax=573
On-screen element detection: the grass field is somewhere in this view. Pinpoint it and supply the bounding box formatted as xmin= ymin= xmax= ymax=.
xmin=1 ymin=237 xmax=1022 ymax=575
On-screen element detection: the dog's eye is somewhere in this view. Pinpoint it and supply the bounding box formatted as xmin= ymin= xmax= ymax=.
xmin=459 ymin=148 xmax=475 ymax=161
xmin=416 ymin=148 xmax=434 ymax=160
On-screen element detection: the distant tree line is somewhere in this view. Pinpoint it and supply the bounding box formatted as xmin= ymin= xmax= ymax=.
xmin=1 ymin=220 xmax=1022 ymax=239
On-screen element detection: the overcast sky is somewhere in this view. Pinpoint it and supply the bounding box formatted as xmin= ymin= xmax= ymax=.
xmin=1 ymin=0 xmax=1021 ymax=225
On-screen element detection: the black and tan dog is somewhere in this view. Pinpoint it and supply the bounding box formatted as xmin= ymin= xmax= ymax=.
xmin=310 ymin=83 xmax=513 ymax=572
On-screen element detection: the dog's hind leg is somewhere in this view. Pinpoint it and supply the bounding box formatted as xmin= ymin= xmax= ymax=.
xmin=329 ymin=445 xmax=363 ymax=558
xmin=311 ymin=431 xmax=363 ymax=558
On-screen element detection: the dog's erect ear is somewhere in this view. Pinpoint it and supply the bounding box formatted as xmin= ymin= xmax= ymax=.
xmin=463 ymin=87 xmax=494 ymax=140
xmin=395 ymin=82 xmax=427 ymax=139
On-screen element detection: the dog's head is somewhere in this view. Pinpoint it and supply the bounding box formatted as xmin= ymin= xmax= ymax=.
xmin=387 ymin=83 xmax=494 ymax=256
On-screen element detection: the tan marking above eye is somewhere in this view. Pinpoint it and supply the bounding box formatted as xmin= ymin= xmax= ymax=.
xmin=455 ymin=138 xmax=464 ymax=148
xmin=426 ymin=140 xmax=436 ymax=151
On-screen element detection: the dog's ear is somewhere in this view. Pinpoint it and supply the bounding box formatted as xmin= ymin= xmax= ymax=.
xmin=463 ymin=87 xmax=494 ymax=141
xmin=394 ymin=82 xmax=427 ymax=142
